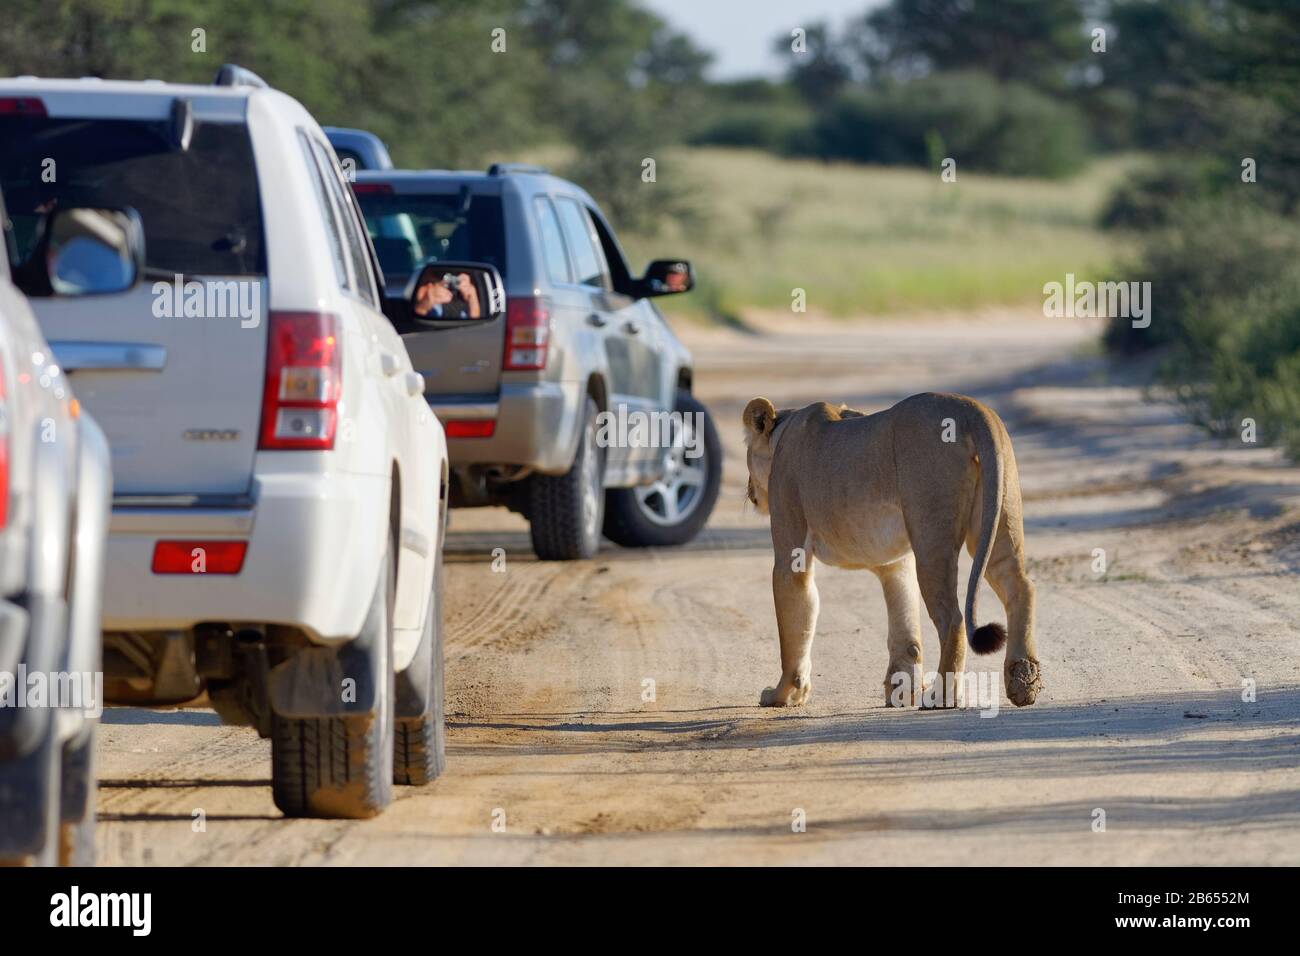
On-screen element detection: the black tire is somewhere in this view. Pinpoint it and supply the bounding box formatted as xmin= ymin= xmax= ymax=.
xmin=528 ymin=396 xmax=605 ymax=560
xmin=271 ymin=549 xmax=395 ymax=819
xmin=394 ymin=548 xmax=446 ymax=786
xmin=58 ymin=732 xmax=96 ymax=866
xmin=604 ymin=391 xmax=722 ymax=548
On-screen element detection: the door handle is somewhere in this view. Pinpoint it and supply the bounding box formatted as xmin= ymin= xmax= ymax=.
xmin=49 ymin=341 xmax=166 ymax=371
xmin=586 ymin=314 xmax=608 ymax=328
xmin=622 ymin=320 xmax=641 ymax=335
xmin=404 ymin=371 xmax=426 ymax=396
xmin=379 ymin=351 xmax=401 ymax=377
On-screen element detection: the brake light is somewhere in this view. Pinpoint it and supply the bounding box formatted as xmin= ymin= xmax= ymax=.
xmin=444 ymin=420 xmax=496 ymax=439
xmin=0 ymin=97 xmax=46 ymax=116
xmin=503 ymin=297 xmax=550 ymax=371
xmin=0 ymin=362 xmax=8 ymax=530
xmin=259 ymin=311 xmax=342 ymax=450
xmin=350 ymin=183 xmax=393 ymax=195
xmin=152 ymin=541 xmax=248 ymax=574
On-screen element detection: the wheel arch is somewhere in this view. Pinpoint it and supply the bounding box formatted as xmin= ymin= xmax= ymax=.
xmin=586 ymin=372 xmax=608 ymax=413
xmin=389 ymin=460 xmax=402 ymax=580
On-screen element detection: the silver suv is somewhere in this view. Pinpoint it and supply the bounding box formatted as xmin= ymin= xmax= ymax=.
xmin=354 ymin=164 xmax=721 ymax=560
xmin=0 ymin=183 xmax=116 ymax=865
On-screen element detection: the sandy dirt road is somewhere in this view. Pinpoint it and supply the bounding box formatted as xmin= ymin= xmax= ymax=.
xmin=95 ymin=311 xmax=1300 ymax=865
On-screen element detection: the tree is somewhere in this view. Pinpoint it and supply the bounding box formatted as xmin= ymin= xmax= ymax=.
xmin=771 ymin=22 xmax=853 ymax=103
xmin=860 ymin=0 xmax=1088 ymax=89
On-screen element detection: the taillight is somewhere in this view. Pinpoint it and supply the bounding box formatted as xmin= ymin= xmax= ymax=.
xmin=444 ymin=420 xmax=496 ymax=439
xmin=0 ymin=362 xmax=8 ymax=530
xmin=503 ymin=297 xmax=550 ymax=371
xmin=152 ymin=540 xmax=248 ymax=574
xmin=350 ymin=182 xmax=393 ymax=195
xmin=259 ymin=311 xmax=341 ymax=450
xmin=0 ymin=97 xmax=46 ymax=116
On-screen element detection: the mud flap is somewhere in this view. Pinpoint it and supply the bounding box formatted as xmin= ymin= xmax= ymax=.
xmin=394 ymin=572 xmax=436 ymax=720
xmin=267 ymin=639 xmax=384 ymax=720
xmin=267 ymin=569 xmax=387 ymax=721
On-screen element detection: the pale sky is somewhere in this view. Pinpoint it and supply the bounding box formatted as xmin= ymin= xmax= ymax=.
xmin=638 ymin=0 xmax=885 ymax=79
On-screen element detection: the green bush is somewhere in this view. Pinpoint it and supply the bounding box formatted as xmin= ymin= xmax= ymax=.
xmin=1099 ymin=159 xmax=1230 ymax=231
xmin=809 ymin=71 xmax=1088 ymax=178
xmin=1187 ymin=281 xmax=1300 ymax=456
xmin=1103 ymin=199 xmax=1300 ymax=355
xmin=689 ymin=104 xmax=814 ymax=155
xmin=1109 ymin=201 xmax=1300 ymax=460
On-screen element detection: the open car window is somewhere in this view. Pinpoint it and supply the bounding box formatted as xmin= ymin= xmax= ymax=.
xmin=356 ymin=190 xmax=506 ymax=294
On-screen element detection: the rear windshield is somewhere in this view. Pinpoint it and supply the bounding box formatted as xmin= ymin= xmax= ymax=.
xmin=0 ymin=116 xmax=265 ymax=278
xmin=357 ymin=190 xmax=506 ymax=290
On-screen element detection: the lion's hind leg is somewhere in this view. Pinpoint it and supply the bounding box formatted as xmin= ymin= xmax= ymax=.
xmin=982 ymin=529 xmax=1041 ymax=707
xmin=874 ymin=554 xmax=924 ymax=707
xmin=964 ymin=481 xmax=1041 ymax=707
xmin=910 ymin=530 xmax=967 ymax=709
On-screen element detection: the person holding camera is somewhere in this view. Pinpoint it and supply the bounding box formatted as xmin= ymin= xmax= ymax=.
xmin=414 ymin=270 xmax=480 ymax=319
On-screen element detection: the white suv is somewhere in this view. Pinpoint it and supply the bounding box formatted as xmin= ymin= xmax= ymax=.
xmin=0 ymin=67 xmax=449 ymax=819
xmin=0 ymin=187 xmax=115 ymax=865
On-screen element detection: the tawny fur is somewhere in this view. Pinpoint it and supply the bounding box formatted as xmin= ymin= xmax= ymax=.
xmin=743 ymin=393 xmax=1041 ymax=709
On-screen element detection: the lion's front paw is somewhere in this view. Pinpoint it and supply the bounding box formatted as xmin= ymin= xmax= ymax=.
xmin=1006 ymin=657 xmax=1042 ymax=706
xmin=760 ymin=679 xmax=810 ymax=707
xmin=884 ymin=666 xmax=924 ymax=707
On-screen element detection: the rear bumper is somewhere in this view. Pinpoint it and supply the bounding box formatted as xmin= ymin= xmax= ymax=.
xmin=101 ymin=470 xmax=389 ymax=644
xmin=431 ymin=381 xmax=581 ymax=476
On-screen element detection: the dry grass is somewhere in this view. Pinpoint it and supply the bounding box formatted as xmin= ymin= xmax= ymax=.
xmin=615 ymin=147 xmax=1138 ymax=323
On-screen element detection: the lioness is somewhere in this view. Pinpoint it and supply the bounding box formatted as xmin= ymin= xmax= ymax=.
xmin=743 ymin=392 xmax=1041 ymax=709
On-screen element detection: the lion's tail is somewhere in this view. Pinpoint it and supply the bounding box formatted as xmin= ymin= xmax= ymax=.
xmin=965 ymin=405 xmax=1007 ymax=655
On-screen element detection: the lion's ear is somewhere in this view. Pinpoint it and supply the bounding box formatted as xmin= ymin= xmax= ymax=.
xmin=743 ymin=397 xmax=777 ymax=442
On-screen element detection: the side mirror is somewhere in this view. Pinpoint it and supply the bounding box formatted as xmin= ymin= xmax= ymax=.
xmin=637 ymin=259 xmax=694 ymax=298
xmin=45 ymin=207 xmax=144 ymax=296
xmin=405 ymin=260 xmax=505 ymax=328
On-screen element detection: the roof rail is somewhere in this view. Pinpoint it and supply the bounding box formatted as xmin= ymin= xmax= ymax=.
xmin=213 ymin=64 xmax=269 ymax=89
xmin=487 ymin=163 xmax=548 ymax=176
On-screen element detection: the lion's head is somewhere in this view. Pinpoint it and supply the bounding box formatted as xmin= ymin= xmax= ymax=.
xmin=742 ymin=397 xmax=781 ymax=515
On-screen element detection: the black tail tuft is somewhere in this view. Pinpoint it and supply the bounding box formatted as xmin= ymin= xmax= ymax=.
xmin=970 ymin=622 xmax=1007 ymax=655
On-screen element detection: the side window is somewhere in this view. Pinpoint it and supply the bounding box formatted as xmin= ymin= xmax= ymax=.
xmin=309 ymin=138 xmax=379 ymax=308
xmin=298 ymin=132 xmax=348 ymax=289
xmin=586 ymin=207 xmax=635 ymax=294
xmin=534 ymin=196 xmax=571 ymax=285
xmin=555 ymin=198 xmax=610 ymax=289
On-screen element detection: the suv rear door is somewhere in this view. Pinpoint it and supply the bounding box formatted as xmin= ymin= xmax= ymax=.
xmin=357 ymin=182 xmax=508 ymax=399
xmin=0 ymin=99 xmax=267 ymax=497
